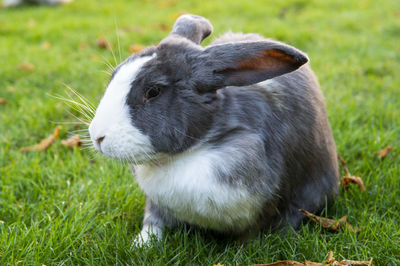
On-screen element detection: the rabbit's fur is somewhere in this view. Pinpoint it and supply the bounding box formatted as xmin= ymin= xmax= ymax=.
xmin=89 ymin=15 xmax=339 ymax=245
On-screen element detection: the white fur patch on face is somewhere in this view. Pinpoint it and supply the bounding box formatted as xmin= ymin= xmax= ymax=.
xmin=134 ymin=145 xmax=265 ymax=232
xmin=89 ymin=55 xmax=156 ymax=163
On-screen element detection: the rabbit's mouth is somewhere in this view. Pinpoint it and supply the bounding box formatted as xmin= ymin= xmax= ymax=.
xmin=89 ymin=122 xmax=157 ymax=165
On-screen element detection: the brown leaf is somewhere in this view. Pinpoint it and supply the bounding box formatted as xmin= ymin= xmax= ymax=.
xmin=378 ymin=145 xmax=392 ymax=159
xmin=61 ymin=135 xmax=82 ymax=148
xmin=338 ymin=154 xmax=365 ymax=191
xmin=129 ymin=44 xmax=145 ymax=54
xmin=154 ymin=23 xmax=170 ymax=32
xmin=250 ymin=252 xmax=372 ymax=266
xmin=304 ymin=261 xmax=323 ymax=266
xmin=41 ymin=41 xmax=51 ymax=50
xmin=338 ymin=258 xmax=373 ymax=265
xmin=0 ymin=98 xmax=7 ymax=105
xmin=97 ymin=37 xmax=111 ymax=50
xmin=343 ymin=176 xmax=366 ymax=191
xmin=18 ymin=62 xmax=35 ymax=72
xmin=299 ymin=209 xmax=360 ymax=233
xmin=251 ymin=261 xmax=305 ymax=265
xmin=20 ymin=126 xmax=61 ymax=151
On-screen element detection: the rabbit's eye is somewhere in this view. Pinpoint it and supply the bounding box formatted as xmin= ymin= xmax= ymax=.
xmin=145 ymin=86 xmax=161 ymax=100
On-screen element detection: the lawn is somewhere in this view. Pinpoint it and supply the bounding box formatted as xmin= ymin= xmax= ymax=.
xmin=0 ymin=0 xmax=399 ymax=264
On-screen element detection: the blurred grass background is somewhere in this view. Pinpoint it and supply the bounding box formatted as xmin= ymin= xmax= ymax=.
xmin=0 ymin=0 xmax=399 ymax=264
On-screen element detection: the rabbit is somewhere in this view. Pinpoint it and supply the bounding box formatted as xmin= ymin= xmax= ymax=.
xmin=89 ymin=14 xmax=340 ymax=245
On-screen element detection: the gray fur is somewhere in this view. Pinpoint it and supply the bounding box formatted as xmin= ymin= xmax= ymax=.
xmin=108 ymin=15 xmax=339 ymax=237
xmin=170 ymin=14 xmax=213 ymax=44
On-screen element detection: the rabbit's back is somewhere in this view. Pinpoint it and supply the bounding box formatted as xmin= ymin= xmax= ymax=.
xmin=206 ymin=61 xmax=339 ymax=229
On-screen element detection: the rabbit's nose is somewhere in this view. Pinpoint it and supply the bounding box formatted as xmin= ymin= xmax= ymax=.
xmin=96 ymin=136 xmax=105 ymax=147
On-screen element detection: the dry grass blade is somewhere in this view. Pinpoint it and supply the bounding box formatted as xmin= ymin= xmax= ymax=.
xmin=20 ymin=126 xmax=61 ymax=151
xmin=61 ymin=135 xmax=82 ymax=148
xmin=378 ymin=145 xmax=392 ymax=159
xmin=299 ymin=209 xmax=360 ymax=233
xmin=338 ymin=154 xmax=365 ymax=191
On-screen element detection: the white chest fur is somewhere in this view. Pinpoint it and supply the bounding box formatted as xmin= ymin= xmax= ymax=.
xmin=134 ymin=146 xmax=264 ymax=232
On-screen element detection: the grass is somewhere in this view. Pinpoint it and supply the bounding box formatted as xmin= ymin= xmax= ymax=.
xmin=0 ymin=0 xmax=399 ymax=264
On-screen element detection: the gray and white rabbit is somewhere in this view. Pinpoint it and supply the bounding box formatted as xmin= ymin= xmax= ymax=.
xmin=89 ymin=14 xmax=339 ymax=244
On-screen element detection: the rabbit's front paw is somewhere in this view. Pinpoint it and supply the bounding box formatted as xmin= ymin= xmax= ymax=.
xmin=131 ymin=224 xmax=162 ymax=248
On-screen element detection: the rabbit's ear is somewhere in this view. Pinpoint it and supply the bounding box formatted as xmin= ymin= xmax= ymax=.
xmin=195 ymin=41 xmax=309 ymax=91
xmin=170 ymin=14 xmax=213 ymax=44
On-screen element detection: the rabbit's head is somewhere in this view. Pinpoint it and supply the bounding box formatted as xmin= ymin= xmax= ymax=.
xmin=88 ymin=14 xmax=308 ymax=164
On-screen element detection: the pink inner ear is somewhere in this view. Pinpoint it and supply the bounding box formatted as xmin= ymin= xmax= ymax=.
xmin=212 ymin=48 xmax=307 ymax=87
xmin=238 ymin=49 xmax=300 ymax=73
